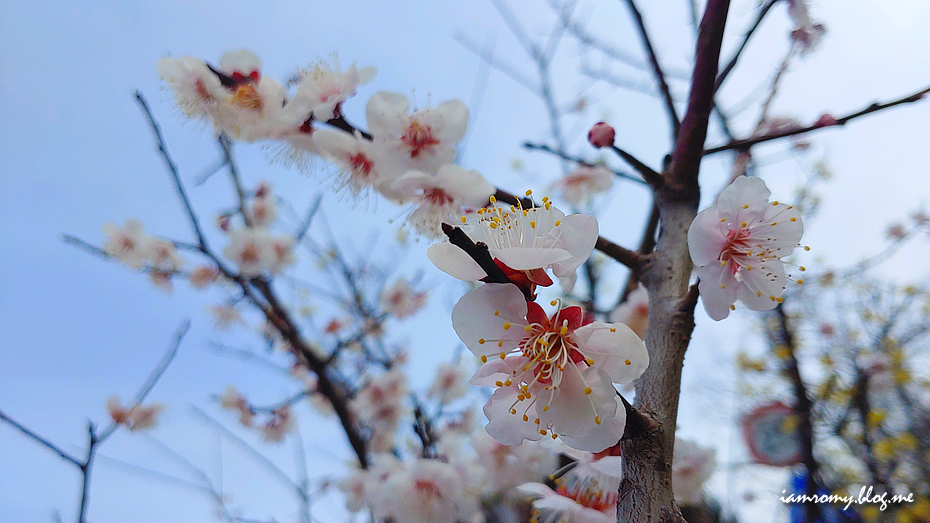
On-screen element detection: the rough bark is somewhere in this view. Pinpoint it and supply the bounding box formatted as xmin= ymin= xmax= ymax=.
xmin=618 ymin=0 xmax=730 ymax=521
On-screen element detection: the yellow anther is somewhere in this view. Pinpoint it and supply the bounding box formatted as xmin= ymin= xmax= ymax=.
xmin=530 ymin=221 xmax=536 ymax=229
xmin=489 ymin=195 xmax=496 ymax=203
xmin=721 ymin=283 xmax=726 ymax=289
xmin=787 ymin=206 xmax=793 ymax=210
xmin=478 ymin=338 xmax=486 ymax=344
xmin=523 ymin=414 xmax=529 ymax=422
xmin=500 ymin=352 xmax=506 ymax=360
xmin=542 ymin=405 xmax=549 ymax=412
xmin=461 ymin=216 xmax=467 ymax=223
xmin=799 ymin=266 xmax=806 ymax=271
xmin=743 ymin=204 xmax=749 ymax=209
xmin=510 ymin=408 xmax=517 ymax=414
xmin=770 ymin=222 xmax=778 ymax=226
xmin=584 ymin=387 xmax=592 ymax=395
xmin=550 ymin=300 xmax=558 ymax=306
xmin=525 ymin=189 xmax=533 ymax=196
xmin=797 ymin=279 xmax=804 ymax=284
xmin=720 ymin=218 xmax=726 ymax=223
xmin=494 ymin=310 xmax=500 ymax=316
xmin=757 ymin=291 xmax=762 ymax=297
xmin=489 ymin=222 xmax=498 ymax=229
xmin=495 ymin=381 xmax=503 ymax=387
xmin=540 ymin=429 xmax=547 ymax=435
xmin=625 ymin=359 xmax=632 ymax=365
xmin=560 ymin=326 xmax=568 ymax=335
xmin=542 ymin=196 xmax=548 ymax=202
xmin=595 ymin=416 xmax=601 ymax=425
xmin=545 ymin=202 xmax=551 ymax=210
xmin=746 ymin=265 xmax=752 ymax=271
xmin=790 ymin=217 xmax=797 ymax=222
xmin=554 ymin=220 xmax=561 ymax=226
xmin=610 ymin=328 xmax=616 ymax=332
xmin=730 ymin=304 xmax=736 ymax=310
xmin=503 ymin=322 xmax=511 ymax=330
xmin=525 ymin=325 xmax=532 ymax=332
xmin=551 ymin=433 xmax=558 ymax=440
xmin=741 ymin=222 xmax=747 ymax=228
xmin=804 ymin=246 xmax=811 ymax=251
xmin=777 ymin=297 xmax=784 ymax=303
xmin=535 ymin=418 xmax=540 ymax=424
xmin=772 ymin=201 xmax=779 ymax=206
xmin=498 ymin=341 xmax=503 ymax=347
xmin=517 ymin=394 xmax=525 ymax=401
xmin=480 ymin=355 xmax=488 ymax=363
xmin=585 ymin=358 xmax=594 ymax=365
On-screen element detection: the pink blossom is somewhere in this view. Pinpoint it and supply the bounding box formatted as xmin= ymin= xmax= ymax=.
xmin=103 ymin=220 xmax=151 ymax=269
xmin=291 ymin=60 xmax=375 ymax=121
xmin=380 ymin=279 xmax=427 ymax=319
xmin=672 ymin=438 xmax=716 ymax=505
xmin=390 ymin=164 xmax=495 ymax=237
xmin=427 ymin=363 xmax=469 ymax=405
xmin=259 ymin=406 xmax=295 ymax=443
xmin=366 ymin=92 xmax=468 ymax=174
xmin=552 ymin=166 xmax=614 ymax=206
xmin=609 ymin=286 xmax=649 ymax=339
xmin=688 ymin=176 xmax=804 ymax=320
xmin=452 ymin=283 xmax=648 ymax=452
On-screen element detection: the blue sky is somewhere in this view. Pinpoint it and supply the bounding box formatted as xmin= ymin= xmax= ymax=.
xmin=1 ymin=0 xmax=929 ymax=521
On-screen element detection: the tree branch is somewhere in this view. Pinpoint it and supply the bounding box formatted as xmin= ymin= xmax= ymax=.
xmin=704 ymin=85 xmax=930 ymax=155
xmin=0 ymin=409 xmax=82 ymax=468
xmin=714 ymin=0 xmax=779 ymax=92
xmin=622 ymin=0 xmax=681 ymax=138
xmin=521 ymin=142 xmax=644 ymax=184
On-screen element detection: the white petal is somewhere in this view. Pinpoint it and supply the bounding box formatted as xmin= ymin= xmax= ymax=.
xmin=574 ymin=322 xmax=649 ymax=384
xmin=433 ymin=100 xmax=469 ymax=144
xmin=716 ymin=176 xmax=771 ymax=214
xmin=484 ymin=387 xmax=541 ymax=446
xmin=547 ymin=366 xmax=617 ymax=439
xmin=366 ymin=91 xmax=409 ymax=139
xmin=451 ymin=283 xmax=527 ymax=357
xmin=494 ymin=247 xmax=571 ymax=271
xmin=427 ymin=242 xmax=486 ymax=281
xmin=696 ymin=262 xmax=738 ymax=321
xmin=688 ymin=207 xmax=728 ymax=267
xmin=550 ymin=214 xmax=598 ymax=277
xmin=560 ymin=396 xmax=626 ymax=453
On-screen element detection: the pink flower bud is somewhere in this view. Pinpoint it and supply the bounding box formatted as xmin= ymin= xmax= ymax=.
xmin=587 ymin=122 xmax=615 ymax=148
xmin=814 ymin=113 xmax=838 ymax=127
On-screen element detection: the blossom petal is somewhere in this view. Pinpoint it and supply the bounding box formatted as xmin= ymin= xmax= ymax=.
xmin=494 ymin=247 xmax=572 ymax=271
xmin=716 ymin=176 xmax=771 ymax=216
xmin=427 ymin=242 xmax=487 ymax=281
xmin=688 ymin=206 xmax=728 ymax=267
xmin=452 ymin=283 xmax=527 ymax=357
xmin=560 ymin=396 xmax=626 ymax=453
xmin=550 ymin=214 xmax=598 ymax=277
xmin=546 ymin=365 xmax=617 ymax=440
xmin=484 ymin=386 xmax=541 ymax=446
xmin=574 ymin=321 xmax=649 ymax=384
xmin=696 ymin=262 xmax=738 ymax=321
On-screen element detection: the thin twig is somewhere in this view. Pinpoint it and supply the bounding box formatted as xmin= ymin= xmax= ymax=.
xmin=135 ymin=91 xmax=209 ymax=248
xmin=704 ymin=85 xmax=930 ymax=155
xmin=0 ymin=410 xmax=82 ymax=468
xmin=715 ymin=0 xmax=779 ymax=92
xmin=521 ymin=142 xmax=644 ymax=184
xmin=622 ymin=0 xmax=681 ymax=137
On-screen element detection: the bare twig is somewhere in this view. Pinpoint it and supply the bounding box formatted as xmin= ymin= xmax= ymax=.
xmin=135 ymin=91 xmax=209 ymax=248
xmin=521 ymin=142 xmax=644 ymax=184
xmin=704 ymin=85 xmax=930 ymax=155
xmin=0 ymin=410 xmax=82 ymax=468
xmin=715 ymin=0 xmax=779 ymax=92
xmin=622 ymin=0 xmax=681 ymax=137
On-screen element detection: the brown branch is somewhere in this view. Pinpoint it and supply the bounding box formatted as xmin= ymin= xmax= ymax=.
xmin=667 ymin=0 xmax=731 ymax=194
xmin=714 ymin=0 xmax=779 ymax=92
xmin=704 ymin=85 xmax=930 ymax=155
xmin=521 ymin=142 xmax=644 ymax=185
xmin=609 ymin=145 xmax=664 ymax=189
xmin=622 ymin=0 xmax=681 ymax=137
xmin=440 ymin=223 xmax=532 ymax=300
xmin=774 ymin=304 xmax=822 ymax=523
xmin=617 ymin=203 xmax=660 ymax=305
xmin=595 ymin=236 xmax=646 ymax=272
xmin=619 ymin=394 xmax=660 ymax=440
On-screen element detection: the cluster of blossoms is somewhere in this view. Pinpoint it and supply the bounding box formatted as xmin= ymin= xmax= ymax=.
xmin=222 ymin=182 xmax=296 ymax=278
xmin=688 ymin=176 xmax=805 ymax=320
xmin=519 ymin=453 xmax=623 ymax=523
xmin=351 ymin=369 xmax=408 ymax=453
xmin=426 ymin=195 xmax=649 ymax=452
xmin=103 ymin=220 xmax=184 ymax=290
xmin=550 ymin=165 xmax=614 ymax=207
xmin=159 ymin=49 xmax=496 ymax=237
xmin=106 ymin=396 xmax=163 ymax=431
xmin=218 ymin=385 xmax=297 ymax=443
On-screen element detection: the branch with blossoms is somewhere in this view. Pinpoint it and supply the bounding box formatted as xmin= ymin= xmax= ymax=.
xmin=0 ymin=321 xmax=188 ymax=523
xmin=46 ymin=0 xmax=930 ymax=520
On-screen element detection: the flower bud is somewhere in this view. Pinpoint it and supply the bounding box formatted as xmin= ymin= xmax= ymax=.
xmin=587 ymin=122 xmax=615 ymax=148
